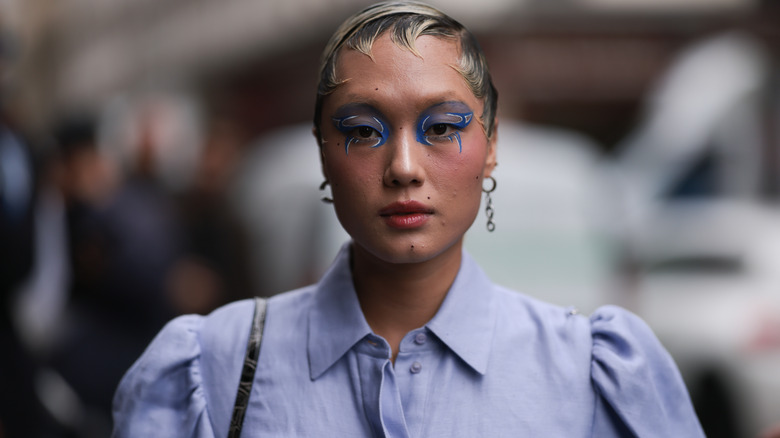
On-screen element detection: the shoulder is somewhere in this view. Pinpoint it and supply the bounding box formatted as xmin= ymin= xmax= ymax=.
xmin=588 ymin=305 xmax=705 ymax=437
xmin=112 ymin=312 xmax=213 ymax=436
xmin=112 ymin=300 xmax=258 ymax=433
xmin=489 ymin=290 xmax=703 ymax=435
xmin=487 ymin=286 xmax=595 ymax=381
xmin=112 ymin=288 xmax=318 ymax=436
xmin=490 ymin=287 xmax=677 ymax=362
xmin=265 ymin=285 xmax=317 ymax=322
xmin=589 ymin=304 xmax=657 ymax=353
xmin=182 ymin=286 xmax=316 ymax=374
xmin=492 ymin=284 xmax=592 ymax=345
xmin=588 ymin=304 xmax=679 ymax=383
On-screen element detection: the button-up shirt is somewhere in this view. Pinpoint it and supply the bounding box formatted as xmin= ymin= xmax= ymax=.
xmin=113 ymin=244 xmax=704 ymax=437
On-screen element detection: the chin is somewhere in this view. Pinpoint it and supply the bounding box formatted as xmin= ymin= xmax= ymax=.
xmin=354 ymin=233 xmax=463 ymax=266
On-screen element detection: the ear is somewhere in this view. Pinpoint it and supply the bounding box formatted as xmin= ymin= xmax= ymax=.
xmin=483 ymin=118 xmax=498 ymax=178
xmin=313 ymin=126 xmax=329 ymax=181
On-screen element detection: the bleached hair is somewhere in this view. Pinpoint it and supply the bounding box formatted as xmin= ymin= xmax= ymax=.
xmin=313 ymin=1 xmax=497 ymax=139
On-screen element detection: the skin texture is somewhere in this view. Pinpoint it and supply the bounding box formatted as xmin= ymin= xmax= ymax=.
xmin=317 ymin=33 xmax=497 ymax=359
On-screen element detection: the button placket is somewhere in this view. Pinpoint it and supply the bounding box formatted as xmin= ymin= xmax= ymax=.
xmin=391 ymin=335 xmax=435 ymax=437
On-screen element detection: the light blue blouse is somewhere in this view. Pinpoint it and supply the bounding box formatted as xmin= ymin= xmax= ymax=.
xmin=113 ymin=244 xmax=704 ymax=437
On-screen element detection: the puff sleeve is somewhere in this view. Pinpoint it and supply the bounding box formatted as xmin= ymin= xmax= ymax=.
xmin=111 ymin=314 xmax=215 ymax=438
xmin=590 ymin=305 xmax=705 ymax=437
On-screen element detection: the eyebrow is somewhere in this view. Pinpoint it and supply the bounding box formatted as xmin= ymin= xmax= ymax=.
xmin=421 ymin=101 xmax=473 ymax=114
xmin=332 ymin=102 xmax=385 ymax=118
xmin=332 ymin=100 xmax=474 ymax=120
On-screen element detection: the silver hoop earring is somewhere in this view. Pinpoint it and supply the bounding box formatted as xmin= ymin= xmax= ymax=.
xmin=319 ymin=180 xmax=333 ymax=204
xmin=482 ymin=176 xmax=496 ymax=232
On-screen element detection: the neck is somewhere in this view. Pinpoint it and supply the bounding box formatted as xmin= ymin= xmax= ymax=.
xmin=351 ymin=240 xmax=463 ymax=361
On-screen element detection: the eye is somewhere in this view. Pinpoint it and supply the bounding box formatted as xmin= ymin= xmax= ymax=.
xmin=426 ymin=123 xmax=454 ymax=137
xmin=356 ymin=126 xmax=378 ymax=138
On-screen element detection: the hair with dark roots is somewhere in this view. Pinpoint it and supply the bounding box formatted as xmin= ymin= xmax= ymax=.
xmin=313 ymin=1 xmax=498 ymax=140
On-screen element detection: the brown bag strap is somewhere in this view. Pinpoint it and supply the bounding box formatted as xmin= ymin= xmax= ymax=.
xmin=228 ymin=297 xmax=267 ymax=438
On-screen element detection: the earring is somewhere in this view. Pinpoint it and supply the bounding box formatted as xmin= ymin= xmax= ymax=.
xmin=482 ymin=176 xmax=496 ymax=232
xmin=319 ymin=180 xmax=333 ymax=204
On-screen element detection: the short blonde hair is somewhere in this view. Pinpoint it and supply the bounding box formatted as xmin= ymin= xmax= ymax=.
xmin=313 ymin=1 xmax=498 ymax=139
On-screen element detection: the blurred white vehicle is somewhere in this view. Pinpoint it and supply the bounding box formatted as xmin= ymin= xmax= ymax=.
xmin=629 ymin=201 xmax=780 ymax=438
xmin=612 ymin=31 xmax=780 ymax=437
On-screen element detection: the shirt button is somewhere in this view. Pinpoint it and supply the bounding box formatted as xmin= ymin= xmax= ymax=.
xmin=414 ymin=332 xmax=427 ymax=345
xmin=410 ymin=361 xmax=422 ymax=374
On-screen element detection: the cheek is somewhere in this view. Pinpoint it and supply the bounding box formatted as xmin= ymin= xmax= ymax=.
xmin=431 ymin=139 xmax=489 ymax=191
xmin=325 ymin=153 xmax=379 ymax=198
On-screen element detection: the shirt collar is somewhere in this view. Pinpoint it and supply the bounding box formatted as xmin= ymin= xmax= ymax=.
xmin=307 ymin=243 xmax=498 ymax=379
xmin=308 ymin=244 xmax=373 ymax=380
xmin=426 ymin=250 xmax=497 ymax=375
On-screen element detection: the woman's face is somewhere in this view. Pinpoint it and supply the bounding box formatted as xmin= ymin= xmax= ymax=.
xmin=319 ymin=33 xmax=496 ymax=265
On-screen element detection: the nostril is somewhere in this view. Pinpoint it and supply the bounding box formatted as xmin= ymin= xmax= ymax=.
xmin=392 ymin=178 xmax=420 ymax=186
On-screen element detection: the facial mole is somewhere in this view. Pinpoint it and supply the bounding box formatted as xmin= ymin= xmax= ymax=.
xmin=427 ymin=197 xmax=430 ymax=200
xmin=375 ymin=88 xmax=379 ymax=91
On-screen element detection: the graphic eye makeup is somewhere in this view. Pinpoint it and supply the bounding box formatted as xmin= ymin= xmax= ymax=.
xmin=416 ymin=103 xmax=474 ymax=153
xmin=332 ymin=114 xmax=389 ymax=155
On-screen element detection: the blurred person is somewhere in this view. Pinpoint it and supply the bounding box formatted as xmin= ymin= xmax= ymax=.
xmin=113 ymin=2 xmax=704 ymax=437
xmin=169 ymin=116 xmax=254 ymax=314
xmin=0 ymin=16 xmax=66 ymax=435
xmin=99 ymin=92 xmax=243 ymax=316
xmin=0 ymin=119 xmax=62 ymax=438
xmin=0 ymin=124 xmax=35 ymax=352
xmin=99 ymin=92 xmax=204 ymax=195
xmin=44 ymin=115 xmax=180 ymax=434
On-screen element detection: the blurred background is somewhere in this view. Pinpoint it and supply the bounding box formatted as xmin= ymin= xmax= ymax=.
xmin=1 ymin=0 xmax=779 ymax=437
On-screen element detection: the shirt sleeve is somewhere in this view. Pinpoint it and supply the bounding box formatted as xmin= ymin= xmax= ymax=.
xmin=112 ymin=314 xmax=215 ymax=438
xmin=589 ymin=305 xmax=705 ymax=437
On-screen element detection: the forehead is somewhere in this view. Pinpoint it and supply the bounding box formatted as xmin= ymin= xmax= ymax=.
xmin=330 ymin=34 xmax=476 ymax=107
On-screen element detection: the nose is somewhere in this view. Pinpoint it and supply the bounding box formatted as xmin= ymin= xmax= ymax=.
xmin=383 ymin=130 xmax=425 ymax=187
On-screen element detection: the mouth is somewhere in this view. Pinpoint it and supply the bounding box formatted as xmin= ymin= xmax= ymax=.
xmin=379 ymin=201 xmax=434 ymax=229
xmin=379 ymin=200 xmax=434 ymax=216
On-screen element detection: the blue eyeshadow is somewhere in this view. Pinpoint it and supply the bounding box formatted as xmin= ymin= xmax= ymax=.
xmin=332 ymin=107 xmax=389 ymax=154
xmin=416 ymin=102 xmax=474 ymax=153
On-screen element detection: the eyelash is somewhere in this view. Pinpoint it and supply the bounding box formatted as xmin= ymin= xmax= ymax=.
xmin=332 ymin=111 xmax=473 ymax=154
xmin=418 ymin=112 xmax=473 ymax=152
xmin=422 ymin=123 xmax=458 ymax=140
xmin=333 ymin=116 xmax=387 ymax=154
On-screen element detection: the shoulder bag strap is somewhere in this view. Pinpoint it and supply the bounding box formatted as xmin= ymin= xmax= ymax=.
xmin=228 ymin=297 xmax=268 ymax=438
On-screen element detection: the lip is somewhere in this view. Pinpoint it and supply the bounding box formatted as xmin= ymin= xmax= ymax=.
xmin=379 ymin=201 xmax=434 ymax=229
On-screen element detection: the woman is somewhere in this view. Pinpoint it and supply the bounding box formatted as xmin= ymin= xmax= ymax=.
xmin=113 ymin=2 xmax=704 ymax=437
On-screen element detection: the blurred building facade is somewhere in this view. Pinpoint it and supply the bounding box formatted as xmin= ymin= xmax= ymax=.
xmin=4 ymin=0 xmax=773 ymax=140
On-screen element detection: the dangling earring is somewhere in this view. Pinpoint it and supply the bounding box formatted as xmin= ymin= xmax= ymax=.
xmin=482 ymin=175 xmax=496 ymax=232
xmin=320 ymin=180 xmax=333 ymax=204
